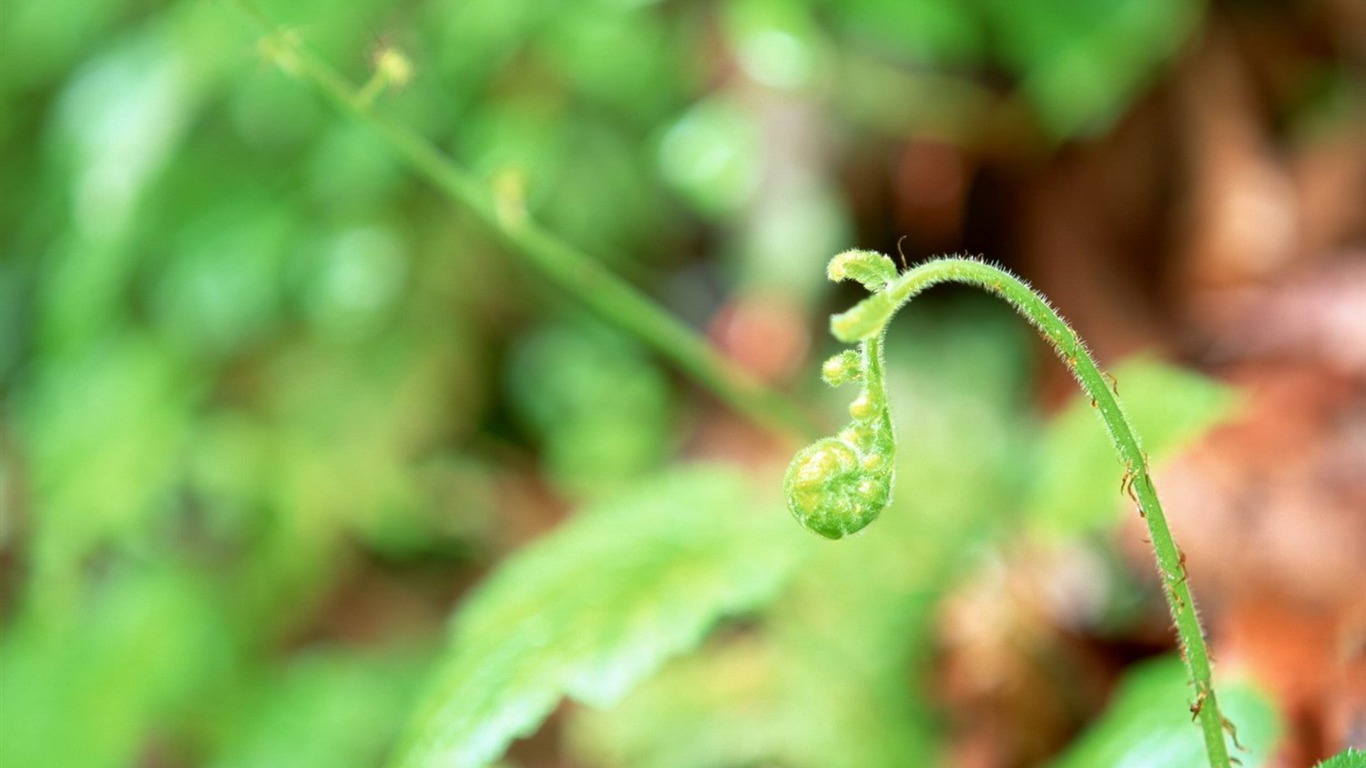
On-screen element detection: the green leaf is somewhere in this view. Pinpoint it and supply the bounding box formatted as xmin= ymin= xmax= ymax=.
xmin=1026 ymin=356 xmax=1235 ymax=537
xmin=210 ymin=649 xmax=427 ymax=768
xmin=825 ymin=0 xmax=982 ymax=65
xmin=1317 ymin=749 xmax=1366 ymax=768
xmin=18 ymin=335 xmax=197 ymax=598
xmin=1048 ymin=656 xmax=1281 ymax=768
xmin=506 ymin=319 xmax=673 ymax=499
xmin=656 ymin=98 xmax=761 ymax=217
xmin=388 ymin=465 xmax=812 ymax=768
xmin=0 ymin=566 xmax=232 ymax=768
xmin=982 ymin=0 xmax=1201 ymax=136
xmin=568 ymin=638 xmax=790 ymax=768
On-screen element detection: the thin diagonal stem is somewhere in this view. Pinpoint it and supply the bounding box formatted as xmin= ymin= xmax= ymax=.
xmin=233 ymin=0 xmax=819 ymax=441
xmin=835 ymin=257 xmax=1231 ymax=768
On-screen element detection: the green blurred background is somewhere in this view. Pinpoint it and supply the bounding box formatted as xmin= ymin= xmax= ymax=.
xmin=2 ymin=0 xmax=1362 ymax=766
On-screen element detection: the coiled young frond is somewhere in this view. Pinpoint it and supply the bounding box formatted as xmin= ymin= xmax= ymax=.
xmin=783 ymin=251 xmax=898 ymax=539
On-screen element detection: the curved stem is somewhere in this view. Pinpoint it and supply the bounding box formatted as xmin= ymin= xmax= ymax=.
xmin=232 ymin=0 xmax=819 ymax=441
xmin=840 ymin=257 xmax=1231 ymax=768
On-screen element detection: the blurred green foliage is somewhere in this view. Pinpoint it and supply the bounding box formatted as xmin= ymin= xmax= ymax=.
xmin=210 ymin=648 xmax=426 ymax=768
xmin=391 ymin=467 xmax=812 ymax=768
xmin=0 ymin=0 xmax=1270 ymax=766
xmin=1049 ymin=657 xmax=1279 ymax=768
xmin=1026 ymin=357 xmax=1237 ymax=538
xmin=506 ymin=321 xmax=673 ymax=498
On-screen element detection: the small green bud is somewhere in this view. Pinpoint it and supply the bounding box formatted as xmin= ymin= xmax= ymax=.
xmin=821 ymin=351 xmax=861 ymax=386
xmin=848 ymin=392 xmax=876 ymax=421
xmin=837 ymin=424 xmax=877 ymax=450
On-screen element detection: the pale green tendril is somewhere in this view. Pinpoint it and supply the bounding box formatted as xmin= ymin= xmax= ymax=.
xmin=786 ymin=250 xmax=1235 ymax=768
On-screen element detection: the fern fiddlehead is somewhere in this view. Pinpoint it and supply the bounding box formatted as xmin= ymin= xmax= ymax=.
xmin=783 ymin=251 xmax=899 ymax=539
xmin=785 ymin=250 xmax=1235 ymax=768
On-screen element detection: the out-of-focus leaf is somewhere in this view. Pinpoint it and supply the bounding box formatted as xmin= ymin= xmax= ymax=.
xmin=981 ymin=0 xmax=1201 ymax=136
xmin=723 ymin=0 xmax=825 ymax=92
xmin=1317 ymin=749 xmax=1366 ymax=768
xmin=538 ymin=4 xmax=682 ymax=119
xmin=458 ymin=95 xmax=567 ymax=198
xmin=538 ymin=121 xmax=674 ymax=262
xmin=226 ymin=62 xmax=326 ymax=147
xmin=823 ymin=0 xmax=981 ymax=65
xmin=573 ymin=623 xmax=935 ymax=768
xmin=298 ymin=225 xmax=408 ymax=342
xmin=210 ymin=649 xmax=428 ymax=768
xmin=37 ymin=30 xmax=194 ymax=350
xmin=18 ymin=335 xmax=196 ymax=602
xmin=388 ymin=466 xmax=813 ymax=768
xmin=0 ymin=566 xmax=232 ymax=768
xmin=265 ymin=334 xmax=476 ymax=520
xmin=307 ymin=121 xmax=407 ymax=215
xmin=1048 ymin=656 xmax=1280 ymax=768
xmin=569 ymin=639 xmax=786 ymax=768
xmin=52 ymin=28 xmax=192 ymax=242
xmin=1026 ymin=356 xmax=1235 ymax=538
xmin=149 ymin=201 xmax=293 ymax=358
xmin=427 ymin=0 xmax=549 ymax=94
xmin=0 ymin=0 xmax=124 ymax=94
xmin=507 ymin=320 xmax=673 ymax=498
xmin=656 ymin=97 xmax=761 ymax=218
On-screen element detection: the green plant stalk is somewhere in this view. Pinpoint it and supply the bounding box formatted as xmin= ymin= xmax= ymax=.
xmin=236 ymin=3 xmax=818 ymax=440
xmin=802 ymin=254 xmax=1232 ymax=768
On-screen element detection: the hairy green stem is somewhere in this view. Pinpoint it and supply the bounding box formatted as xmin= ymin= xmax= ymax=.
xmin=234 ymin=1 xmax=818 ymax=440
xmin=812 ymin=254 xmax=1232 ymax=768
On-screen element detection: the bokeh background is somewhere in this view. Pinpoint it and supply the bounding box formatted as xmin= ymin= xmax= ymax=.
xmin=1 ymin=0 xmax=1363 ymax=766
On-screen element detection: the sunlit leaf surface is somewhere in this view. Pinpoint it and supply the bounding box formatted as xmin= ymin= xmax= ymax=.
xmin=1027 ymin=357 xmax=1236 ymax=537
xmin=1048 ymin=656 xmax=1281 ymax=768
xmin=389 ymin=466 xmax=813 ymax=768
